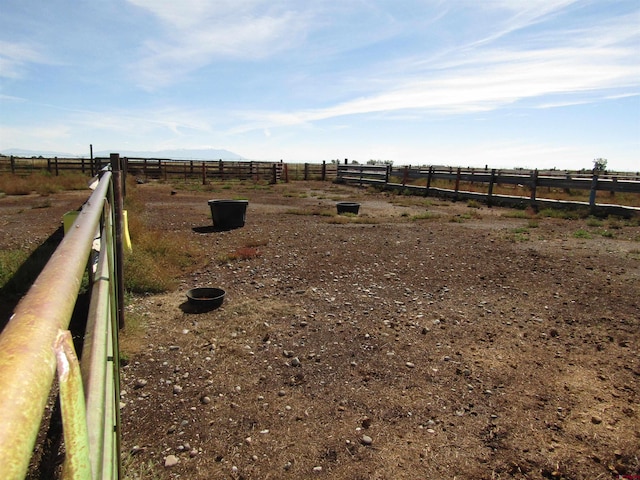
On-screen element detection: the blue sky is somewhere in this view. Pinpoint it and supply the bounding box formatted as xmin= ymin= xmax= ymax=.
xmin=1 ymin=0 xmax=638 ymax=171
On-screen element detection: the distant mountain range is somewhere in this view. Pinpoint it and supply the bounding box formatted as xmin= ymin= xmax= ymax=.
xmin=1 ymin=148 xmax=245 ymax=160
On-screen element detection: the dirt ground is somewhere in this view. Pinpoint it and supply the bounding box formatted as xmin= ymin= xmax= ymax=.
xmin=1 ymin=180 xmax=639 ymax=479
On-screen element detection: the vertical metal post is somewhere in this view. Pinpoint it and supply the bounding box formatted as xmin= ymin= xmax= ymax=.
xmin=110 ymin=154 xmax=126 ymax=330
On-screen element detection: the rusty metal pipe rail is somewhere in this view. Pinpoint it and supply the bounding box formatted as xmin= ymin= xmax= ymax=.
xmin=0 ymin=172 xmax=113 ymax=480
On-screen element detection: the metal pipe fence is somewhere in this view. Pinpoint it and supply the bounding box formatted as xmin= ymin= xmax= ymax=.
xmin=0 ymin=165 xmax=124 ymax=479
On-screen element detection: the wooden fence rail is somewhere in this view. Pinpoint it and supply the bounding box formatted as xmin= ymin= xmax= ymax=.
xmin=0 ymin=156 xmax=341 ymax=183
xmin=337 ymin=165 xmax=640 ymax=216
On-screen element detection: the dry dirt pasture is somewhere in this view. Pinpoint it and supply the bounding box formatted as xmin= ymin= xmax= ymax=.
xmin=1 ymin=180 xmax=639 ymax=479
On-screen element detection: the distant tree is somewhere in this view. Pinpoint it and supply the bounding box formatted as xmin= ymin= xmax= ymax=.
xmin=367 ymin=159 xmax=394 ymax=166
xmin=350 ymin=159 xmax=360 ymax=165
xmin=592 ymin=158 xmax=608 ymax=174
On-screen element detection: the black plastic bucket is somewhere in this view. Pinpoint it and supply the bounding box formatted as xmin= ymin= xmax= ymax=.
xmin=208 ymin=200 xmax=248 ymax=229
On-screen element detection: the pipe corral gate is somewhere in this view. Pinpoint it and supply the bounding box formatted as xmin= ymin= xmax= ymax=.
xmin=0 ymin=154 xmax=127 ymax=479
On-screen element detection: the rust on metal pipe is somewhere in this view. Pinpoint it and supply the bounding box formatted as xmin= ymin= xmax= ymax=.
xmin=55 ymin=330 xmax=92 ymax=480
xmin=0 ymin=172 xmax=112 ymax=480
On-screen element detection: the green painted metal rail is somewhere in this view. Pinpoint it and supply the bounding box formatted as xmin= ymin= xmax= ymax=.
xmin=0 ymin=164 xmax=124 ymax=480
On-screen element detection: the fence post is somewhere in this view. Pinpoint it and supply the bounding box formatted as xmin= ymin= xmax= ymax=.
xmin=425 ymin=166 xmax=433 ymax=197
xmin=218 ymin=159 xmax=224 ymax=180
xmin=385 ymin=164 xmax=391 ymax=184
xmin=610 ymin=177 xmax=617 ymax=197
xmin=284 ymin=163 xmax=289 ymax=183
xmin=402 ymin=166 xmax=409 ymax=186
xmin=589 ymin=172 xmax=599 ymax=213
xmin=10 ymin=155 xmax=15 ymax=174
xmin=304 ymin=163 xmax=309 ymax=181
xmin=487 ymin=169 xmax=496 ymax=207
xmin=55 ymin=157 xmax=59 ymax=176
xmin=110 ymin=154 xmax=126 ymax=330
xmin=530 ymin=169 xmax=538 ymax=210
xmin=202 ymin=162 xmax=206 ymax=185
xmin=321 ymin=161 xmax=326 ymax=181
xmin=454 ymin=167 xmax=461 ymax=201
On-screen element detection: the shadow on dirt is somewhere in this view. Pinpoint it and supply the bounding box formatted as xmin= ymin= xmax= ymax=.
xmin=0 ymin=226 xmax=64 ymax=332
xmin=192 ymin=225 xmax=243 ymax=233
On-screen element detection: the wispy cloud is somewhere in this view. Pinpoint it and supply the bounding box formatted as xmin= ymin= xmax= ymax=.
xmin=127 ymin=0 xmax=313 ymax=89
xmin=227 ymin=5 xmax=640 ymax=132
xmin=0 ymin=41 xmax=51 ymax=79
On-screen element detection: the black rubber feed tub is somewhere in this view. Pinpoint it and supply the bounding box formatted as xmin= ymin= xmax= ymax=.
xmin=336 ymin=202 xmax=360 ymax=215
xmin=186 ymin=287 xmax=225 ymax=312
xmin=208 ymin=199 xmax=248 ymax=229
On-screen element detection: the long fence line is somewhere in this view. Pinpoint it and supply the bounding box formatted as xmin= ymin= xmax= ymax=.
xmin=2 ymin=155 xmax=639 ymax=213
xmin=0 ymin=155 xmax=338 ymax=182
xmin=0 ymin=155 xmax=126 ymax=479
xmin=337 ymin=164 xmax=640 ymax=215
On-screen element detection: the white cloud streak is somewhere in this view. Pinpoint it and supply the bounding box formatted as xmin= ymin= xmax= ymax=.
xmin=227 ymin=6 xmax=640 ymax=132
xmin=0 ymin=41 xmax=50 ymax=79
xmin=127 ymin=0 xmax=312 ymax=89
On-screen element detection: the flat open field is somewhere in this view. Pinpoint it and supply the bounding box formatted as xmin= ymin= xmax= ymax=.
xmin=1 ymin=180 xmax=639 ymax=479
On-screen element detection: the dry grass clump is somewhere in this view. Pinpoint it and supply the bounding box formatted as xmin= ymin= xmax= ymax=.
xmin=0 ymin=172 xmax=90 ymax=195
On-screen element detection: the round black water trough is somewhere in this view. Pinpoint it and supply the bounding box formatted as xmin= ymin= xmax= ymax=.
xmin=208 ymin=199 xmax=248 ymax=229
xmin=186 ymin=287 xmax=226 ymax=312
xmin=336 ymin=202 xmax=360 ymax=215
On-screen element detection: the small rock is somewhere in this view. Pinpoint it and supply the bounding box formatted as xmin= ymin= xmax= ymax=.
xmin=164 ymin=455 xmax=179 ymax=467
xmin=290 ymin=357 xmax=301 ymax=367
xmin=189 ymin=449 xmax=198 ymax=457
xmin=361 ymin=435 xmax=373 ymax=445
xmin=134 ymin=379 xmax=147 ymax=389
xmin=406 ymin=362 xmax=415 ymax=368
xmin=313 ymin=466 xmax=323 ymax=473
xmin=591 ymin=415 xmax=602 ymax=424
xmin=173 ymin=385 xmax=183 ymax=394
xmin=201 ymin=396 xmax=211 ymax=404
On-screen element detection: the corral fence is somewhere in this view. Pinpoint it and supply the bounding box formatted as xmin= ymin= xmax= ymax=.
xmin=0 ymin=154 xmax=127 ymax=479
xmin=337 ymin=164 xmax=640 ymax=216
xmin=0 ymin=155 xmax=339 ymax=183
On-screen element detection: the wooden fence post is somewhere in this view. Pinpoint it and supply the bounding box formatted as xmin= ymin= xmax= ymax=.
xmin=530 ymin=169 xmax=538 ymax=210
xmin=321 ymin=161 xmax=326 ymax=181
xmin=10 ymin=155 xmax=14 ymax=174
xmin=487 ymin=169 xmax=496 ymax=207
xmin=55 ymin=157 xmax=59 ymax=176
xmin=425 ymin=166 xmax=433 ymax=197
xmin=218 ymin=159 xmax=224 ymax=180
xmin=454 ymin=167 xmax=461 ymax=201
xmin=284 ymin=163 xmax=289 ymax=183
xmin=202 ymin=162 xmax=206 ymax=185
xmin=402 ymin=165 xmax=409 ymax=186
xmin=304 ymin=163 xmax=309 ymax=181
xmin=589 ymin=172 xmax=599 ymax=213
xmin=610 ymin=177 xmax=617 ymax=197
